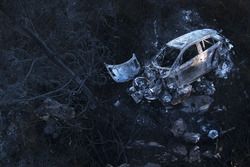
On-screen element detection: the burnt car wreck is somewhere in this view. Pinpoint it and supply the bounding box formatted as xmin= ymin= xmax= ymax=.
xmin=105 ymin=29 xmax=234 ymax=105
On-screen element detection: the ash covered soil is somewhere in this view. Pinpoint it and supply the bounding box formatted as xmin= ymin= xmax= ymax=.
xmin=0 ymin=0 xmax=250 ymax=167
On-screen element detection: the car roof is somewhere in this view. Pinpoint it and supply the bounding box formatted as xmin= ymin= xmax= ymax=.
xmin=167 ymin=29 xmax=219 ymax=49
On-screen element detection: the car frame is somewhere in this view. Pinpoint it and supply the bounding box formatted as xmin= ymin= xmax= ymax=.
xmin=152 ymin=29 xmax=226 ymax=88
xmin=105 ymin=29 xmax=233 ymax=105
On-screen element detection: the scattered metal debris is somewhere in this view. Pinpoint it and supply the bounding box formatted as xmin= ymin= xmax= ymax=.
xmin=200 ymin=123 xmax=212 ymax=133
xmin=182 ymin=10 xmax=193 ymax=23
xmin=183 ymin=132 xmax=201 ymax=144
xmin=195 ymin=78 xmax=216 ymax=95
xmin=181 ymin=95 xmax=214 ymax=113
xmin=105 ymin=29 xmax=234 ymax=105
xmin=147 ymin=141 xmax=165 ymax=148
xmin=214 ymin=105 xmax=227 ymax=112
xmin=113 ymin=100 xmax=121 ymax=107
xmin=208 ymin=129 xmax=219 ymax=139
xmin=181 ymin=10 xmax=200 ymax=24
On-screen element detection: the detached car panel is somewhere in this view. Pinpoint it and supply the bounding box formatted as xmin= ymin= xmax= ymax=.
xmin=104 ymin=54 xmax=141 ymax=83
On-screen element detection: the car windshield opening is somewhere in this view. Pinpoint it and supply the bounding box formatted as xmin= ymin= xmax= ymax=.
xmin=154 ymin=46 xmax=180 ymax=68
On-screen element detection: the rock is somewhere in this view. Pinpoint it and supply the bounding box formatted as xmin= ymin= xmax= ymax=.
xmin=189 ymin=146 xmax=201 ymax=163
xmin=6 ymin=122 xmax=18 ymax=140
xmin=202 ymin=150 xmax=214 ymax=158
xmin=44 ymin=120 xmax=57 ymax=137
xmin=171 ymin=155 xmax=178 ymax=162
xmin=172 ymin=145 xmax=188 ymax=156
xmin=171 ymin=118 xmax=187 ymax=137
xmin=195 ymin=79 xmax=216 ymax=95
xmin=35 ymin=98 xmax=75 ymax=121
xmin=147 ymin=141 xmax=164 ymax=148
xmin=181 ymin=96 xmax=214 ymax=113
xmin=113 ymin=100 xmax=121 ymax=107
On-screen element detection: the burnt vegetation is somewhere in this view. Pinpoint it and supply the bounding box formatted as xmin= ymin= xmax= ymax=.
xmin=0 ymin=0 xmax=249 ymax=166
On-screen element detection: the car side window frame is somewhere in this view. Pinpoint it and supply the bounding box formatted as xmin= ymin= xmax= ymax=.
xmin=179 ymin=43 xmax=200 ymax=66
xmin=171 ymin=35 xmax=218 ymax=71
xmin=200 ymin=37 xmax=219 ymax=52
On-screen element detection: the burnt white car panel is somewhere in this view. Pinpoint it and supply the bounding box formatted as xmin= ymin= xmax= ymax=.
xmin=104 ymin=54 xmax=141 ymax=83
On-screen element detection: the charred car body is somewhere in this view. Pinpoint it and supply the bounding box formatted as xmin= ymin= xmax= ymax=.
xmin=105 ymin=29 xmax=234 ymax=105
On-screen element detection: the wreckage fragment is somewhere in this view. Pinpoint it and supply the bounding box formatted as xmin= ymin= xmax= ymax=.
xmin=183 ymin=132 xmax=201 ymax=144
xmin=144 ymin=65 xmax=160 ymax=81
xmin=208 ymin=130 xmax=219 ymax=139
xmin=160 ymin=91 xmax=172 ymax=105
xmin=181 ymin=96 xmax=214 ymax=113
xmin=105 ymin=54 xmax=141 ymax=83
xmin=171 ymin=85 xmax=192 ymax=105
xmin=133 ymin=77 xmax=148 ymax=89
xmin=129 ymin=90 xmax=144 ymax=103
xmin=215 ymin=39 xmax=234 ymax=79
xmin=144 ymin=79 xmax=162 ymax=100
xmin=128 ymin=76 xmax=163 ymax=102
xmin=215 ymin=54 xmax=233 ymax=79
xmin=195 ymin=79 xmax=216 ymax=95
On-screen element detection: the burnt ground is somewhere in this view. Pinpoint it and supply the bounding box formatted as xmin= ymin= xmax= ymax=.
xmin=0 ymin=0 xmax=250 ymax=167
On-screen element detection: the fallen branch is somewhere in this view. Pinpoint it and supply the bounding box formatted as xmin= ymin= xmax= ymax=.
xmin=23 ymin=57 xmax=40 ymax=82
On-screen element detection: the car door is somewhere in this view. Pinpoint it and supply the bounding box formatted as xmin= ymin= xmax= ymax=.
xmin=175 ymin=42 xmax=206 ymax=87
xmin=199 ymin=37 xmax=220 ymax=69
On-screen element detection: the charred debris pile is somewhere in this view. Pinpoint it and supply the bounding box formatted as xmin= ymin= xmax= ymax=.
xmin=105 ymin=28 xmax=235 ymax=165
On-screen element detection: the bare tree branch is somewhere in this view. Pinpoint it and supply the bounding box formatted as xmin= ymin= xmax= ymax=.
xmin=0 ymin=9 xmax=97 ymax=109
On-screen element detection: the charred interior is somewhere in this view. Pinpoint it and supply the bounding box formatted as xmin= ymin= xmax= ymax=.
xmin=153 ymin=46 xmax=180 ymax=68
